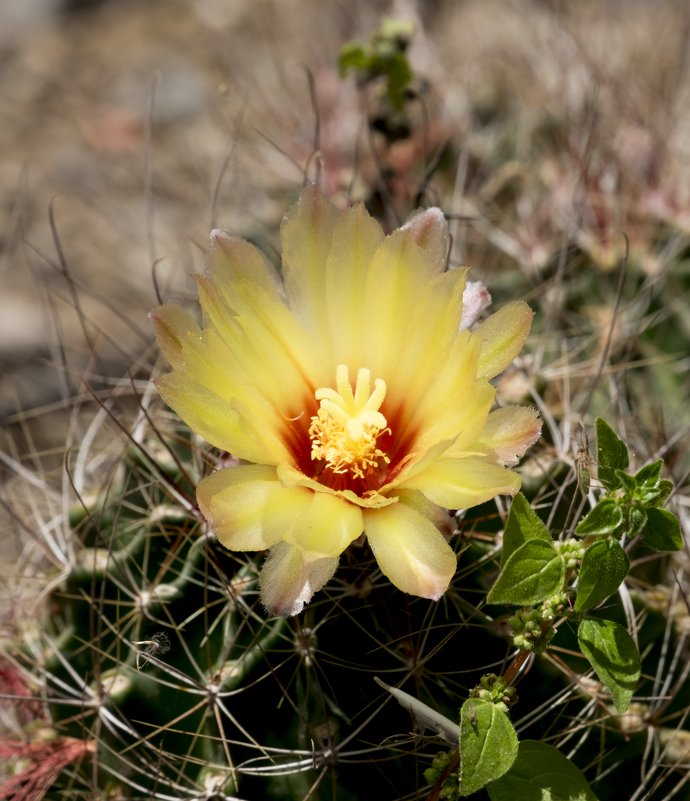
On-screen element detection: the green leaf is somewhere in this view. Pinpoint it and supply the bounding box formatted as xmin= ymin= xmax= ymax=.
xmin=487 ymin=740 xmax=600 ymax=801
xmin=488 ymin=540 xmax=565 ymax=606
xmin=596 ymin=418 xmax=629 ymax=489
xmin=338 ymin=43 xmax=369 ymax=76
xmin=615 ymin=469 xmax=638 ymax=492
xmin=501 ymin=492 xmax=552 ymax=568
xmin=648 ymin=479 xmax=673 ymax=507
xmin=634 ymin=459 xmax=662 ymax=487
xmin=378 ymin=52 xmax=413 ymax=109
xmin=575 ymin=499 xmax=624 ymax=537
xmin=459 ymin=698 xmax=518 ymax=796
xmin=578 ymin=618 xmax=640 ymax=712
xmin=640 ymin=507 xmax=683 ymax=551
xmin=574 ymin=539 xmax=629 ymax=612
xmin=628 ymin=506 xmax=648 ymax=537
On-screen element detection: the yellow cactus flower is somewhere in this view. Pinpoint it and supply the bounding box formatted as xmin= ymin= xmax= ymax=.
xmin=151 ymin=187 xmax=541 ymax=616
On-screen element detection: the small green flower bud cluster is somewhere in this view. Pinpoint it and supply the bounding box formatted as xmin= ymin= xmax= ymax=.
xmin=423 ymin=751 xmax=459 ymax=800
xmin=539 ymin=591 xmax=569 ymax=621
xmin=556 ymin=539 xmax=585 ymax=569
xmin=508 ymin=609 xmax=555 ymax=654
xmin=469 ymin=673 xmax=517 ymax=712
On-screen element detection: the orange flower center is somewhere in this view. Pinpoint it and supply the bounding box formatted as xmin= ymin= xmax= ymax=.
xmin=309 ymin=365 xmax=391 ymax=480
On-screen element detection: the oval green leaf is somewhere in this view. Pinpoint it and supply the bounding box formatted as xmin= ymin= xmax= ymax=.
xmin=574 ymin=539 xmax=629 ymax=613
xmin=578 ymin=618 xmax=640 ymax=713
xmin=596 ymin=418 xmax=629 ymax=490
xmin=575 ymin=499 xmax=623 ymax=537
xmin=488 ymin=540 xmax=565 ymax=606
xmin=501 ymin=492 xmax=552 ymax=568
xmin=487 ymin=740 xmax=600 ymax=801
xmin=640 ymin=507 xmax=683 ymax=552
xmin=459 ymin=698 xmax=518 ymax=797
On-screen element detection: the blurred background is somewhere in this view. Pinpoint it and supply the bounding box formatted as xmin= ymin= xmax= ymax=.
xmin=2 ymin=0 xmax=689 ymax=418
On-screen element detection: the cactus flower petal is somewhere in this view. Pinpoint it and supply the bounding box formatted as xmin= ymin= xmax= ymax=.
xmin=399 ymin=457 xmax=522 ymax=509
xmin=152 ymin=186 xmax=541 ymax=614
xmin=260 ymin=541 xmax=339 ymax=617
xmin=364 ymin=501 xmax=456 ymax=600
xmin=475 ymin=406 xmax=543 ymax=466
xmin=475 ymin=301 xmax=534 ymax=379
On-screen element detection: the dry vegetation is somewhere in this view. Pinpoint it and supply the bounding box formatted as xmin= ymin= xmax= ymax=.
xmin=1 ymin=1 xmax=689 ymax=799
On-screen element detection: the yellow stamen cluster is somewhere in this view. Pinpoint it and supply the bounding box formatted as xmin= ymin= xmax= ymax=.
xmin=309 ymin=365 xmax=390 ymax=479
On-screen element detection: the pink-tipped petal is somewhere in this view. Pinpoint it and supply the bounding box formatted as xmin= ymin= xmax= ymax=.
xmin=475 ymin=406 xmax=542 ymax=466
xmin=401 ymin=206 xmax=450 ymax=272
xmin=460 ymin=281 xmax=492 ymax=330
xmin=260 ymin=541 xmax=339 ymax=617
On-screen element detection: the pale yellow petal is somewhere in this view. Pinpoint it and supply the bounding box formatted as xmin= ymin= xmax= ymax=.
xmin=150 ymin=304 xmax=200 ymax=370
xmin=399 ymin=456 xmax=521 ymax=509
xmin=359 ymin=240 xmax=466 ymax=409
xmin=474 ymin=301 xmax=533 ymax=379
xmin=361 ymin=229 xmax=440 ymax=371
xmin=472 ymin=406 xmax=542 ymax=466
xmin=260 ymin=541 xmax=339 ymax=616
xmin=383 ymin=269 xmax=467 ymax=408
xmin=196 ymin=274 xmax=324 ymax=403
xmin=280 ymin=185 xmax=340 ymax=341
xmin=398 ymin=330 xmax=491 ymax=455
xmin=156 ymin=373 xmax=285 ymax=463
xmin=364 ymin=502 xmax=456 ymax=600
xmin=325 ymin=201 xmax=385 ymax=366
xmin=283 ymin=490 xmax=364 ymax=558
xmin=394 ymin=488 xmax=455 ymax=539
xmin=198 ymin=465 xmax=299 ymax=550
xmin=208 ymin=230 xmax=283 ymax=299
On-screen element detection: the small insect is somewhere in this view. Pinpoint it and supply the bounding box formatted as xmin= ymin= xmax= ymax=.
xmin=469 ymin=710 xmax=478 ymax=728
xmin=132 ymin=631 xmax=171 ymax=671
xmin=575 ymin=422 xmax=591 ymax=496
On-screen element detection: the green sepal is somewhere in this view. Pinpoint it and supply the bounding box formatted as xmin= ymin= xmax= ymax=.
xmin=487 ymin=740 xmax=600 ymax=801
xmin=574 ymin=539 xmax=629 ymax=613
xmin=501 ymin=492 xmax=552 ymax=568
xmin=575 ymin=499 xmax=623 ymax=537
xmin=459 ymin=698 xmax=518 ymax=797
xmin=596 ymin=418 xmax=629 ymax=490
xmin=577 ymin=617 xmax=640 ymax=713
xmin=639 ymin=507 xmax=683 ymax=551
xmin=488 ymin=540 xmax=565 ymax=606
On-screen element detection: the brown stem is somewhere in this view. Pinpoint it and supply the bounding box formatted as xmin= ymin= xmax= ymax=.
xmin=502 ymin=649 xmax=532 ymax=686
xmin=424 ymin=749 xmax=460 ymax=801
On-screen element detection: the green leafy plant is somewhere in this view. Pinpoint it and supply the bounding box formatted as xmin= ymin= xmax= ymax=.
xmin=399 ymin=417 xmax=683 ymax=800
xmin=338 ymin=18 xmax=416 ymax=114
